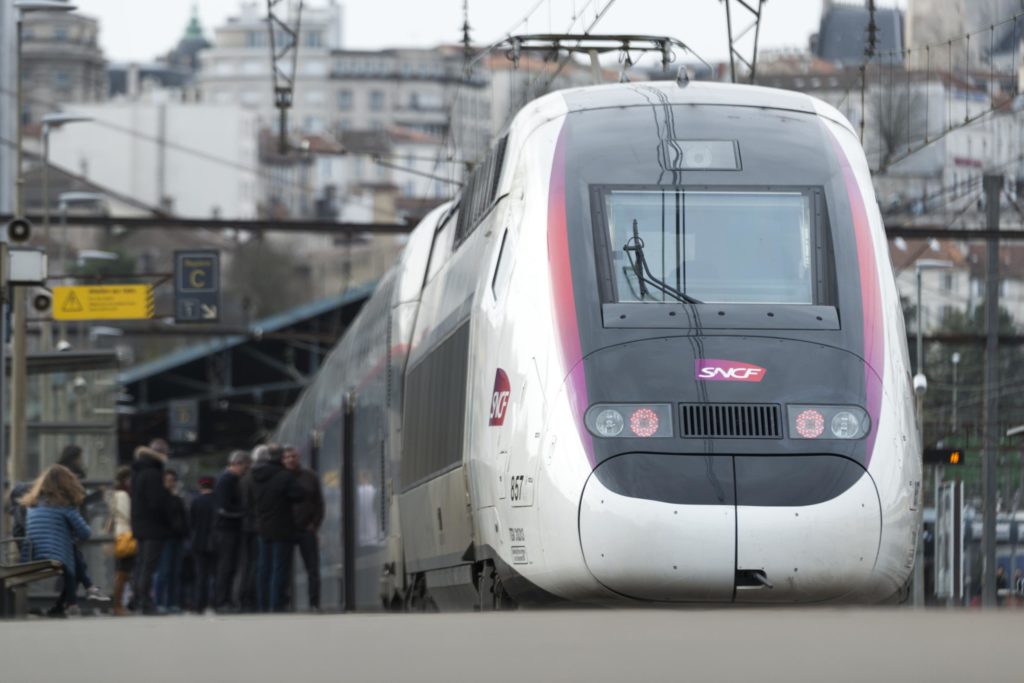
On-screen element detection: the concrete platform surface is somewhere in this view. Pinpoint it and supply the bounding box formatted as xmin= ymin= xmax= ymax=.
xmin=0 ymin=608 xmax=1020 ymax=682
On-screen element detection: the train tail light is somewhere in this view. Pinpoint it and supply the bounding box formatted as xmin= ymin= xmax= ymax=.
xmin=585 ymin=404 xmax=673 ymax=438
xmin=787 ymin=405 xmax=870 ymax=440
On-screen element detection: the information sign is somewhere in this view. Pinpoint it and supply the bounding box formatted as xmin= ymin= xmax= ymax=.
xmin=52 ymin=285 xmax=154 ymax=321
xmin=175 ymin=251 xmax=220 ymax=323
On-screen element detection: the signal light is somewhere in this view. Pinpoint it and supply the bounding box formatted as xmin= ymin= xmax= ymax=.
xmin=629 ymin=407 xmax=660 ymax=437
xmin=923 ymin=448 xmax=964 ymax=466
xmin=794 ymin=409 xmax=825 ymax=439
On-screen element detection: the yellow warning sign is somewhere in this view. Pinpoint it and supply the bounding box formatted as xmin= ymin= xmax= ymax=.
xmin=52 ymin=285 xmax=155 ymax=321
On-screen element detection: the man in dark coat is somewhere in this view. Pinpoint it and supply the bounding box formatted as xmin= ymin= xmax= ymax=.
xmin=238 ymin=445 xmax=269 ymax=612
xmin=189 ymin=476 xmax=217 ymax=613
xmin=130 ymin=439 xmax=177 ymax=615
xmin=285 ymin=445 xmax=325 ymax=611
xmin=253 ymin=444 xmax=305 ymax=612
xmin=213 ymin=450 xmax=251 ymax=611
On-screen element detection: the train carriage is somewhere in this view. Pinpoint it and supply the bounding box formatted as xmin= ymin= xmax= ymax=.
xmin=275 ymin=79 xmax=921 ymax=610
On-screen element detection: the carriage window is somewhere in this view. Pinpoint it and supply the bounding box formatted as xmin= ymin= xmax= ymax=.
xmin=454 ymin=136 xmax=508 ymax=247
xmin=603 ymin=190 xmax=814 ymax=305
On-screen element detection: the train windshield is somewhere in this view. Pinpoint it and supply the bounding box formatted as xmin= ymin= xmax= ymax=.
xmin=603 ymin=189 xmax=814 ymax=305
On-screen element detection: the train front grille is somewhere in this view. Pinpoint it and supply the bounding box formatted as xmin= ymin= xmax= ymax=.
xmin=679 ymin=403 xmax=782 ymax=438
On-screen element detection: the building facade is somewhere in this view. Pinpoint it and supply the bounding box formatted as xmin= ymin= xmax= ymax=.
xmin=48 ymin=98 xmax=260 ymax=218
xmin=197 ymin=1 xmax=344 ymax=133
xmin=906 ymin=0 xmax=1021 ymax=70
xmin=21 ymin=4 xmax=106 ymax=123
xmin=0 ymin=0 xmax=16 ymax=216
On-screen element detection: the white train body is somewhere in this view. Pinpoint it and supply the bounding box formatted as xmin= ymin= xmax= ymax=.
xmin=276 ymin=81 xmax=921 ymax=608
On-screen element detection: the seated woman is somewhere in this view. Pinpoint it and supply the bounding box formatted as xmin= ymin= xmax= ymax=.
xmin=20 ymin=464 xmax=93 ymax=617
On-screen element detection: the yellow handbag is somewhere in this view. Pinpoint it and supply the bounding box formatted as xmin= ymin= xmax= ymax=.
xmin=114 ymin=531 xmax=138 ymax=559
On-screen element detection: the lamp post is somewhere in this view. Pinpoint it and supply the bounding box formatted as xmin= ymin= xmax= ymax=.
xmin=951 ymin=351 xmax=961 ymax=434
xmin=40 ymin=112 xmax=92 ymax=245
xmin=914 ymin=259 xmax=955 ymax=437
xmin=2 ymin=0 xmax=78 ymax=538
xmin=912 ymin=258 xmax=954 ymax=607
xmin=55 ymin=192 xmax=104 ymax=352
xmin=57 ymin=191 xmax=105 ymax=275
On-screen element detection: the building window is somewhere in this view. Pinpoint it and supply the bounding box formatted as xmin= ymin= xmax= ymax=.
xmin=305 ymin=31 xmax=322 ymax=48
xmin=338 ymin=90 xmax=353 ymax=110
xmin=303 ymin=60 xmax=327 ymax=77
xmin=942 ymin=273 xmax=953 ymax=291
xmin=370 ymin=90 xmax=385 ymax=112
xmin=54 ymin=26 xmax=68 ymax=41
xmin=246 ymin=31 xmax=266 ymax=48
xmin=54 ymin=70 xmax=71 ymax=92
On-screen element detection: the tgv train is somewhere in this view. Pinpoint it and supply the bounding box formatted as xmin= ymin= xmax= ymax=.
xmin=274 ymin=80 xmax=921 ymax=609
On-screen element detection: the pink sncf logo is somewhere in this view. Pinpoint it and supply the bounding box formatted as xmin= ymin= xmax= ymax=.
xmin=489 ymin=369 xmax=511 ymax=426
xmin=695 ymin=359 xmax=766 ymax=383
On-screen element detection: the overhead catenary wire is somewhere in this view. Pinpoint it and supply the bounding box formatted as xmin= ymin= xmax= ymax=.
xmin=428 ymin=0 xmax=554 ymax=184
xmin=503 ymin=0 xmax=620 ymax=131
xmin=861 ymin=8 xmax=1024 ymax=174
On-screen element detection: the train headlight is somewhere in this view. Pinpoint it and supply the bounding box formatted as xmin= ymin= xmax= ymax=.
xmin=594 ymin=409 xmax=624 ymax=437
xmin=787 ymin=405 xmax=870 ymax=439
xmin=830 ymin=410 xmax=861 ymax=439
xmin=585 ymin=404 xmax=673 ymax=438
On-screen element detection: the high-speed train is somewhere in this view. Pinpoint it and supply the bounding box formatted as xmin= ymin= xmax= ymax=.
xmin=274 ymin=79 xmax=921 ymax=610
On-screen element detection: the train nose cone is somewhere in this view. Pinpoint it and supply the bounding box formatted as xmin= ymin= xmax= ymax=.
xmin=578 ymin=453 xmax=882 ymax=603
xmin=579 ymin=453 xmax=737 ymax=602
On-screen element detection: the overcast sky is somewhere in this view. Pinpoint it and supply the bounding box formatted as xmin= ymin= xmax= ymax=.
xmin=72 ymin=0 xmax=907 ymax=66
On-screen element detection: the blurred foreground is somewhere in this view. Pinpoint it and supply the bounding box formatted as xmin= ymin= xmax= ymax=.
xmin=0 ymin=608 xmax=1020 ymax=682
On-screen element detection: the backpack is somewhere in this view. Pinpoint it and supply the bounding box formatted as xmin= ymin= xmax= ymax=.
xmin=7 ymin=481 xmax=30 ymax=540
xmin=6 ymin=481 xmax=32 ymax=561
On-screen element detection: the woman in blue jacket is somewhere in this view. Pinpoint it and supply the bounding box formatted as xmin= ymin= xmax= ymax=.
xmin=20 ymin=464 xmax=92 ymax=617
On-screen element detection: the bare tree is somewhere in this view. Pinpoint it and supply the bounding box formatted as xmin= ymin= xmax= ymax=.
xmin=869 ymin=82 xmax=928 ymax=171
xmin=228 ymin=237 xmax=306 ymax=323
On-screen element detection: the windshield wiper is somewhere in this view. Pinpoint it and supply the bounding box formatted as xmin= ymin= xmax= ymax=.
xmin=622 ymin=218 xmax=701 ymax=304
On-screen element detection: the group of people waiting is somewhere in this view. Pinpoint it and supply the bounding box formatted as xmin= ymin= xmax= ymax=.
xmin=14 ymin=438 xmax=324 ymax=617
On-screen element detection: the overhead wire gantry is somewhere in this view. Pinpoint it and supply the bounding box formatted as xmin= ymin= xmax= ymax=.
xmin=266 ymin=0 xmax=304 ymax=153
xmin=721 ymin=0 xmax=766 ymax=84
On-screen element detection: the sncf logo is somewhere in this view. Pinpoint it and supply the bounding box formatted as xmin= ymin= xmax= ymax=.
xmin=695 ymin=359 xmax=766 ymax=383
xmin=489 ymin=369 xmax=511 ymax=426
